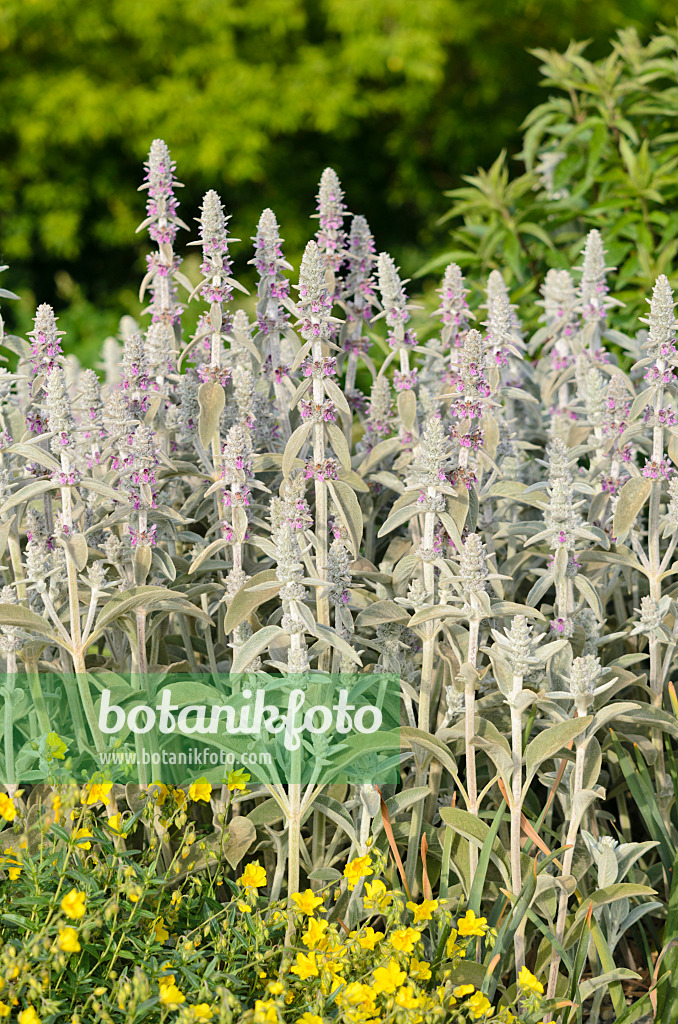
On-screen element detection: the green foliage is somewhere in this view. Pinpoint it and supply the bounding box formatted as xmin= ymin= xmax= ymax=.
xmin=1 ymin=0 xmax=676 ymax=353
xmin=432 ymin=23 xmax=678 ymax=329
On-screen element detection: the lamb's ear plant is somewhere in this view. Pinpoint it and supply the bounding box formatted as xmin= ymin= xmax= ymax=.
xmin=4 ymin=122 xmax=678 ymax=1024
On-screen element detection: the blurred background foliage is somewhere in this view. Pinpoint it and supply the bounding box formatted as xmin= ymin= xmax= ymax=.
xmin=0 ymin=0 xmax=677 ymax=362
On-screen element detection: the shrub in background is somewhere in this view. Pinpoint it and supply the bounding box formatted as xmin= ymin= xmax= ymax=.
xmin=431 ymin=24 xmax=678 ymax=331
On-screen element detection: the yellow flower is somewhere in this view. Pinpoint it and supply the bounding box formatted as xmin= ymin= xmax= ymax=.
xmin=337 ymin=982 xmax=372 ymax=1006
xmin=18 ymin=1008 xmax=41 ymax=1024
xmin=238 ymin=862 xmax=267 ymax=888
xmin=356 ymin=926 xmax=383 ymax=951
xmin=171 ymin=891 xmax=183 ymax=907
xmin=373 ymin=961 xmax=406 ymax=995
xmin=81 ymin=782 xmax=112 ymax=805
xmin=395 ymin=986 xmax=420 ymax=1010
xmin=291 ymin=889 xmax=324 ymax=916
xmin=57 ymin=927 xmax=81 ymax=953
xmin=153 ymin=918 xmax=169 ymax=942
xmin=518 ymin=966 xmax=544 ymax=996
xmin=158 ymin=978 xmax=186 ymax=1007
xmin=74 ymin=829 xmax=93 ymax=850
xmin=343 ymin=856 xmax=373 ymax=890
xmin=406 ymin=898 xmax=438 ymax=923
xmin=446 ymin=928 xmax=463 ymax=958
xmin=363 ymin=879 xmax=391 ymax=910
xmin=188 ymin=778 xmax=212 ymax=803
xmin=61 ymin=888 xmax=86 ymax=920
xmin=268 ymin=982 xmax=284 ymax=995
xmin=390 ymin=928 xmax=421 ymax=954
xmin=409 ymin=959 xmax=432 ymax=981
xmin=253 ymin=1001 xmax=277 ymax=1024
xmin=290 ymin=952 xmax=319 ymax=980
xmin=297 ymin=1015 xmax=322 ymax=1024
xmin=0 ymin=848 xmax=22 ymax=881
xmin=193 ymin=1005 xmax=214 ymax=1022
xmin=467 ymin=992 xmax=494 ymax=1019
xmin=237 ymin=901 xmax=252 ymax=914
xmin=302 ymin=918 xmax=329 ymax=948
xmin=457 ymin=910 xmax=488 ymax=937
xmin=226 ymin=769 xmax=251 ymax=792
xmin=149 ymin=782 xmax=169 ymax=805
xmin=0 ymin=1000 xmax=9 ymax=1017
xmin=107 ymin=813 xmax=122 ymax=833
xmin=453 ymin=985 xmax=475 ymax=998
xmin=0 ymin=794 xmax=16 ymax=821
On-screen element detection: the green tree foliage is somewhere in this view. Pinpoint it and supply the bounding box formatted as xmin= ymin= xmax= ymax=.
xmin=432 ymin=24 xmax=678 ymax=330
xmin=0 ymin=0 xmax=674 ymax=352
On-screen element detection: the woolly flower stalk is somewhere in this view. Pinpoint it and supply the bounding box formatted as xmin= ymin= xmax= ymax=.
xmin=483 ymin=292 xmax=523 ymax=371
xmin=434 ymin=262 xmax=471 ymax=352
xmin=576 ymin=230 xmax=615 ymax=341
xmin=28 ymin=303 xmax=64 ymax=378
xmin=448 ymin=328 xmax=491 ymax=489
xmin=361 ymin=375 xmax=393 ymax=451
xmin=138 ymin=139 xmax=186 ymax=348
xmin=568 ymin=655 xmax=603 ymax=712
xmin=251 ymin=208 xmax=293 ymax=438
xmin=46 ymin=366 xmax=77 ymax=460
xmin=315 ymin=168 xmax=348 ymax=280
xmin=121 ymin=333 xmax=152 ymax=420
xmin=544 ymin=440 xmax=582 ymax=549
xmin=641 ymin=274 xmax=678 ymax=364
xmin=598 ymin=374 xmax=632 ymax=499
xmin=80 ymin=369 xmax=104 ymax=448
xmin=229 ymin=309 xmax=256 ymax=371
xmin=485 ymin=270 xmax=522 ymax=332
xmin=145 ymin=321 xmax=174 ymax=380
xmin=297 ymin=240 xmax=335 ymax=346
xmin=220 ymin=421 xmax=253 ymax=575
xmin=252 ymin=208 xmax=291 ymax=329
xmin=142 ymin=140 xmax=183 ymax=247
xmin=539 ymin=269 xmax=578 ymax=336
xmin=460 ymin=533 xmax=489 ymax=595
xmin=637 ymin=275 xmax=678 ymax=480
xmin=126 ymin=425 xmax=160 ymax=547
xmin=342 ymin=214 xmax=376 ymax=403
xmin=271 ymin=500 xmax=309 ymax=675
xmin=376 ymin=253 xmax=417 ymax=391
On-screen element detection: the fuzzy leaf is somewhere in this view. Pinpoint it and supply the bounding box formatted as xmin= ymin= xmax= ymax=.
xmin=198 ymin=382 xmax=226 ymax=449
xmin=0 ymin=478 xmax=57 ymax=515
xmin=612 ymin=477 xmax=652 ymax=542
xmin=524 ymin=717 xmax=592 ymax=786
xmin=231 ymin=625 xmax=284 ymax=673
xmin=0 ymin=604 xmax=61 ymax=644
xmin=328 ymin=480 xmax=363 ymax=556
xmin=355 ymin=600 xmax=409 ymax=627
xmin=282 ymin=422 xmax=312 ymax=478
xmin=397 ymin=390 xmax=417 ymax=431
xmin=223 ymin=570 xmax=281 ymax=634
